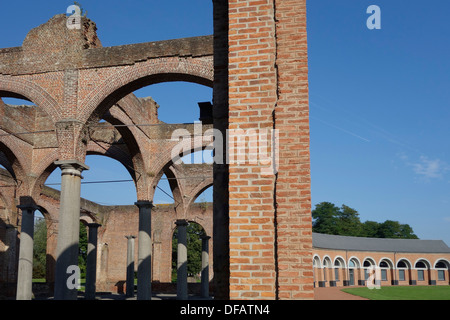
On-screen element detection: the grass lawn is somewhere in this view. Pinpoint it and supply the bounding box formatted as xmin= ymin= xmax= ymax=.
xmin=342 ymin=286 xmax=450 ymax=300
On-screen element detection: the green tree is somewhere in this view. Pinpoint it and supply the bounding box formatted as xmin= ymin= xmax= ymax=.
xmin=33 ymin=218 xmax=47 ymax=279
xmin=377 ymin=220 xmax=418 ymax=239
xmin=172 ymin=222 xmax=205 ymax=281
xmin=312 ymin=202 xmax=362 ymax=236
xmin=78 ymin=222 xmax=88 ymax=279
xmin=360 ymin=220 xmax=380 ymax=238
xmin=33 ymin=219 xmax=89 ymax=280
xmin=337 ymin=205 xmax=362 ymax=236
xmin=312 ymin=202 xmax=418 ymax=239
xmin=312 ymin=202 xmax=341 ymax=235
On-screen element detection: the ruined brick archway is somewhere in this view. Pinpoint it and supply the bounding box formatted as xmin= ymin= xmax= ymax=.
xmin=0 ymin=140 xmax=27 ymax=182
xmin=0 ymin=0 xmax=313 ymax=300
xmin=0 ymin=78 xmax=60 ymax=124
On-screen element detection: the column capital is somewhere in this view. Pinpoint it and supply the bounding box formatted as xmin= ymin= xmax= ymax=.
xmin=134 ymin=200 xmax=154 ymax=209
xmin=125 ymin=235 xmax=137 ymax=240
xmin=200 ymin=235 xmax=211 ymax=241
xmin=54 ymin=160 xmax=89 ymax=176
xmin=16 ymin=205 xmax=39 ymax=212
xmin=87 ymin=223 xmax=102 ymax=229
xmin=175 ymin=219 xmax=189 ymax=227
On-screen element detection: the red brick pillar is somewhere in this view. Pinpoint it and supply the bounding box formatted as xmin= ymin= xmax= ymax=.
xmin=227 ymin=0 xmax=313 ymax=300
xmin=274 ymin=0 xmax=313 ymax=299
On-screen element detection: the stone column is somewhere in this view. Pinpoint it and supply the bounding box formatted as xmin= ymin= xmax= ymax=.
xmin=200 ymin=235 xmax=211 ymax=298
xmin=54 ymin=160 xmax=89 ymax=300
xmin=16 ymin=205 xmax=38 ymax=300
xmin=135 ymin=201 xmax=153 ymax=300
xmin=176 ymin=219 xmax=188 ymax=300
xmin=85 ymin=223 xmax=101 ymax=300
xmin=125 ymin=235 xmax=136 ymax=297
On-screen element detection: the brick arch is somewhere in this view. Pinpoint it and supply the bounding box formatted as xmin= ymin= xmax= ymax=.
xmin=84 ymin=149 xmax=142 ymax=200
xmin=187 ymin=181 xmax=213 ymax=209
xmin=170 ymin=218 xmax=208 ymax=237
xmin=29 ymin=150 xmax=60 ymax=201
xmin=91 ymin=120 xmax=147 ymax=180
xmin=148 ymin=135 xmax=212 ymax=196
xmin=0 ymin=140 xmax=27 ymax=186
xmin=0 ymin=76 xmax=60 ymax=123
xmin=78 ymin=57 xmax=214 ymax=124
xmin=149 ymin=164 xmax=186 ymax=212
xmin=86 ymin=146 xmax=136 ymax=181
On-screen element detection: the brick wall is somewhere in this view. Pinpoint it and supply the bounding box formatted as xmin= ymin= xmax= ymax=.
xmin=227 ymin=0 xmax=312 ymax=299
xmin=273 ymin=0 xmax=313 ymax=300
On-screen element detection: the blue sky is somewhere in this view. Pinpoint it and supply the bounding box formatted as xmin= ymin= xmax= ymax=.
xmin=0 ymin=1 xmax=449 ymax=245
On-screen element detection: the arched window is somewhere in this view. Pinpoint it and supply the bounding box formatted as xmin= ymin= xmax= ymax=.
xmin=379 ymin=260 xmax=392 ymax=282
xmin=415 ymin=260 xmax=429 ymax=282
xmin=334 ymin=260 xmax=343 ymax=281
xmin=435 ymin=260 xmax=449 ymax=281
xmin=415 ymin=261 xmax=426 ymax=269
xmin=397 ymin=260 xmax=410 ymax=282
xmin=363 ymin=260 xmax=373 ymax=268
xmin=323 ymin=257 xmax=332 ymax=281
xmin=363 ymin=259 xmax=375 ymax=280
xmin=313 ymin=256 xmax=321 ymax=268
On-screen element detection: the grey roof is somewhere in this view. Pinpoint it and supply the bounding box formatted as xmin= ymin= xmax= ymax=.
xmin=312 ymin=233 xmax=450 ymax=253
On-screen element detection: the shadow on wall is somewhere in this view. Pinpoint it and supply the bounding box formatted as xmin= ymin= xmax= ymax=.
xmin=0 ymin=221 xmax=20 ymax=298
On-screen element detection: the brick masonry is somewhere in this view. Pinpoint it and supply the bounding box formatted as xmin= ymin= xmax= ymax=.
xmin=0 ymin=1 xmax=314 ymax=300
xmin=227 ymin=0 xmax=312 ymax=299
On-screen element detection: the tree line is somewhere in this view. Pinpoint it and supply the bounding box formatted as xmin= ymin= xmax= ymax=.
xmin=312 ymin=202 xmax=418 ymax=239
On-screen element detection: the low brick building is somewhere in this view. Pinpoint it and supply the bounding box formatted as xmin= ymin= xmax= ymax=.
xmin=312 ymin=233 xmax=450 ymax=288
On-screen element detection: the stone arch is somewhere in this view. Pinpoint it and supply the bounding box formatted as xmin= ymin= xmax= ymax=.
xmin=363 ymin=257 xmax=376 ymax=267
xmin=414 ymin=258 xmax=432 ymax=283
xmin=348 ymin=256 xmax=361 ymax=268
xmin=348 ymin=256 xmax=362 ymax=286
xmin=313 ymin=254 xmax=322 ymax=268
xmin=414 ymin=258 xmax=432 ymax=269
xmin=434 ymin=258 xmax=450 ymax=283
xmin=333 ymin=256 xmax=346 ymax=285
xmin=0 ymin=76 xmax=60 ymax=123
xmin=79 ymin=57 xmax=214 ymax=124
xmin=378 ymin=257 xmax=394 ymax=268
xmin=379 ymin=257 xmax=395 ymax=284
xmin=434 ymin=258 xmax=450 ymax=268
xmin=322 ymin=256 xmax=332 ymax=283
xmin=362 ymin=257 xmax=377 ymax=284
xmin=397 ymin=258 xmax=413 ymax=284
xmin=333 ymin=256 xmax=346 ymax=268
xmin=397 ymin=258 xmax=413 ymax=269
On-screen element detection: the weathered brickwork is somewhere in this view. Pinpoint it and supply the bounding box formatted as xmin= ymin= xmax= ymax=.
xmin=0 ymin=1 xmax=314 ymax=300
xmin=227 ymin=0 xmax=312 ymax=299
